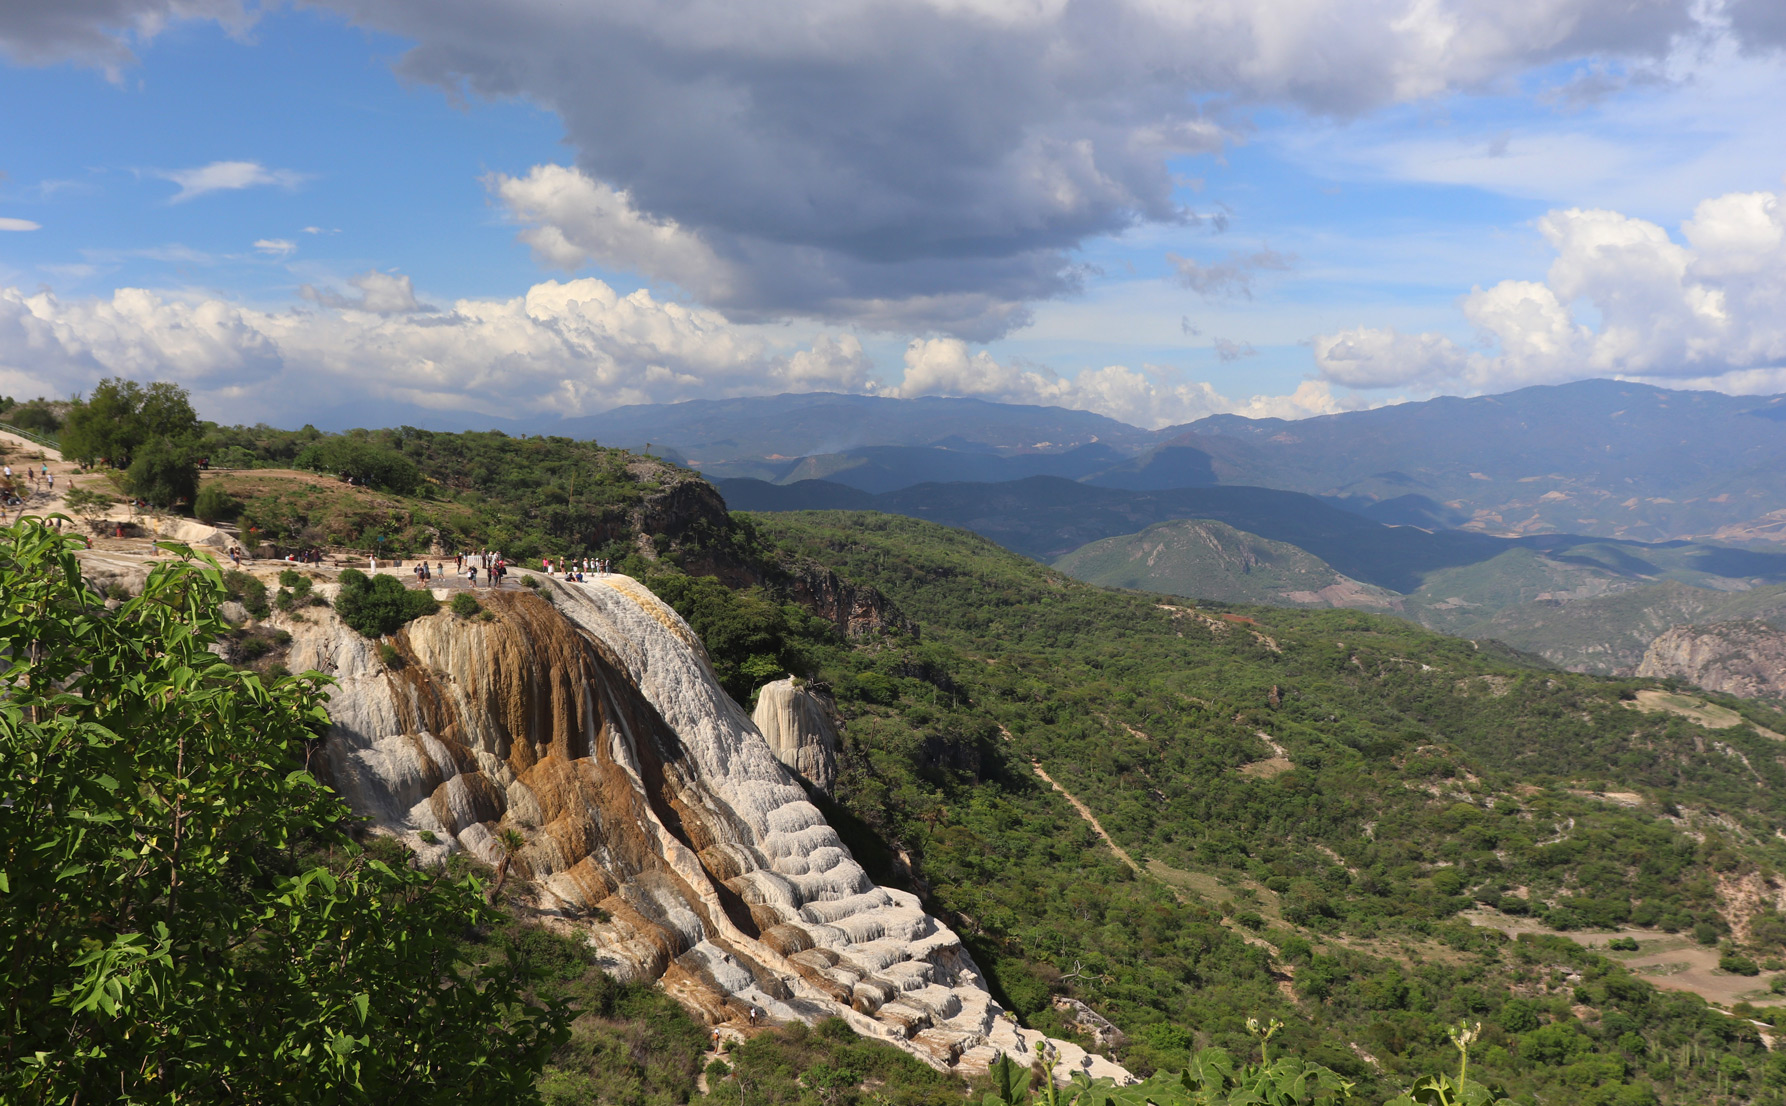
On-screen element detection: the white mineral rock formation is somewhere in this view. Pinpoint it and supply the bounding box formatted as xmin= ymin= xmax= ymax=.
xmin=752 ymin=678 xmax=840 ymax=793
xmin=272 ymin=569 xmax=1126 ymax=1082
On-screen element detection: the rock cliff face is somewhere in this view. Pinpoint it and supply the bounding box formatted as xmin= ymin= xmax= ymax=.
xmin=1637 ymin=622 xmax=1786 ymax=700
xmin=282 ymin=571 xmax=1122 ymax=1080
xmin=786 ymin=562 xmax=915 ymax=639
xmin=752 ymin=678 xmax=840 ymax=793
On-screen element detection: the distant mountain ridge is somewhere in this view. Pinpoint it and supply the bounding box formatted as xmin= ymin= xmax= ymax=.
xmin=720 ymin=475 xmax=1786 ymax=596
xmin=568 ymin=380 xmax=1786 ymax=546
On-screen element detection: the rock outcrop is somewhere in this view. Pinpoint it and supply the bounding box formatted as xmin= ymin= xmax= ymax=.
xmin=752 ymin=678 xmax=840 ymax=793
xmin=786 ymin=562 xmax=915 ymax=639
xmin=1637 ymin=622 xmax=1786 ymax=700
xmin=274 ymin=569 xmax=1123 ymax=1081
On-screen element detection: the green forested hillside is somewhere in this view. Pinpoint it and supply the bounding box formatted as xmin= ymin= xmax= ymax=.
xmin=742 ymin=510 xmax=1786 ymax=1104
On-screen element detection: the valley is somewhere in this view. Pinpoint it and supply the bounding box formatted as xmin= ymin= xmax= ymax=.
xmin=12 ymin=387 xmax=1786 ymax=1105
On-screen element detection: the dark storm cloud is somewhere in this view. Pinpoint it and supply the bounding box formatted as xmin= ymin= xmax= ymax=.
xmin=6 ymin=0 xmax=1712 ymax=335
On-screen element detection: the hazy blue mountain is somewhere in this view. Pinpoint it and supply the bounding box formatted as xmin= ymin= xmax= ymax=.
xmin=552 ymin=393 xmax=1151 ymax=474
xmin=1164 ymin=379 xmax=1786 ymax=542
xmin=726 ymin=475 xmax=1786 ymax=597
xmin=567 ymin=380 xmax=1786 ymax=545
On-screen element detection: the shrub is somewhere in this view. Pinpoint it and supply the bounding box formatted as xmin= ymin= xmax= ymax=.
xmin=521 ymin=574 xmax=540 ymax=589
xmin=193 ymin=482 xmax=242 ymax=522
xmin=450 ymin=592 xmax=482 ymax=618
xmin=1720 ymin=952 xmax=1761 ymax=976
xmin=336 ymin=568 xmax=438 ymax=637
xmin=278 ymin=569 xmax=303 ymax=588
xmin=222 ymin=570 xmax=270 ymax=619
xmin=377 ymin=642 xmax=403 ymax=669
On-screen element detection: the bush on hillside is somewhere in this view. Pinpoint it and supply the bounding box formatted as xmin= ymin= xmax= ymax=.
xmin=222 ymin=570 xmax=269 ymax=619
xmin=336 ymin=568 xmax=438 ymax=637
xmin=6 ymin=400 xmax=62 ymax=435
xmin=450 ymin=592 xmax=482 ymax=618
xmin=193 ymin=481 xmax=242 ymax=522
xmin=293 ymin=438 xmax=421 ymax=495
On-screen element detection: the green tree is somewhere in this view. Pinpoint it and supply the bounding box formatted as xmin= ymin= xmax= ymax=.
xmin=0 ymin=520 xmax=567 ymax=1101
xmin=294 ymin=437 xmax=422 ymax=495
xmin=125 ymin=436 xmax=200 ymax=509
xmin=59 ymin=378 xmax=199 ymax=468
xmin=335 ymin=567 xmax=440 ymax=636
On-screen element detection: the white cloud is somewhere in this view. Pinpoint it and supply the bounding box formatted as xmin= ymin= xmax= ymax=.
xmin=0 ymin=277 xmax=881 ymax=423
xmin=253 ymin=238 xmax=297 ymax=258
xmin=0 ymin=218 xmax=41 ymax=232
xmin=891 ymin=337 xmax=1350 ymax=428
xmin=153 ymin=161 xmax=309 ymax=203
xmin=1313 ymin=181 xmax=1786 ymax=391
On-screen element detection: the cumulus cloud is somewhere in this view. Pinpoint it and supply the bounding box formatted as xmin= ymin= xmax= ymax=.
xmin=0 ymin=218 xmax=41 ymax=232
xmin=0 ymin=278 xmax=882 ymax=423
xmin=1313 ymin=181 xmax=1786 ymax=392
xmin=891 ymin=338 xmax=1349 ymax=428
xmin=1168 ymin=248 xmax=1295 ymax=299
xmin=490 ymin=163 xmax=1067 ymax=340
xmin=307 ymin=0 xmax=1718 ymax=336
xmin=154 ymin=161 xmax=309 ymax=203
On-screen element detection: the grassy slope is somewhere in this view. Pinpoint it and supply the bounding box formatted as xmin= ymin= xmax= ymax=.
xmin=751 ymin=510 xmax=1786 ymax=1104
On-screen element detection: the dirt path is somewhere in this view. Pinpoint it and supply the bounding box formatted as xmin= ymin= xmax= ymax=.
xmin=1026 ymin=758 xmax=1142 ymax=874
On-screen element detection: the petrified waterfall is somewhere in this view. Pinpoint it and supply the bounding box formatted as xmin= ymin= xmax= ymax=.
xmin=277 ymin=572 xmax=1124 ymax=1078
xmin=752 ymin=678 xmax=840 ymax=793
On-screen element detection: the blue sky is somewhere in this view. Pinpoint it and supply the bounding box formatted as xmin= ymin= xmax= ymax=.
xmin=2 ymin=1 xmax=1784 ymax=429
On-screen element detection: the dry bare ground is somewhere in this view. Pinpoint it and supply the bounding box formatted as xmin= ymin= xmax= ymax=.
xmin=1463 ymin=910 xmax=1786 ymax=1010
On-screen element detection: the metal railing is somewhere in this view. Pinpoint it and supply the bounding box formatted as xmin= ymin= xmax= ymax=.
xmin=0 ymin=422 xmax=60 ymax=451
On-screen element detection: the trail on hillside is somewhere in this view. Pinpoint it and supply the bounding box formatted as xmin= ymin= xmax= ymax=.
xmin=1026 ymin=758 xmax=1142 ymax=874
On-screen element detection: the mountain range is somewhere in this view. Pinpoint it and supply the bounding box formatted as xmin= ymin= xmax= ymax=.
xmin=569 ymin=379 xmax=1786 ymax=547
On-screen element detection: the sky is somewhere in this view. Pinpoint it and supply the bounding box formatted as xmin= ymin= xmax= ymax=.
xmin=1 ymin=0 xmax=1784 ymax=431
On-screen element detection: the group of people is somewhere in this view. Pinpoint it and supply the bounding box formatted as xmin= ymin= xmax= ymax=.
xmin=2 ymin=461 xmax=54 ymax=508
xmin=456 ymin=551 xmax=509 ymax=588
xmin=541 ymin=556 xmax=612 ymax=578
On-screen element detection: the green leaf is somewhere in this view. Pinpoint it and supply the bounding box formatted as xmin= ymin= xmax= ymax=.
xmin=353 ymin=992 xmax=370 ymax=1025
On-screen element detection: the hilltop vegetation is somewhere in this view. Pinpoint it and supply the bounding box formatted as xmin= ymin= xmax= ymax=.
xmin=750 ymin=509 xmax=1786 ymax=1104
